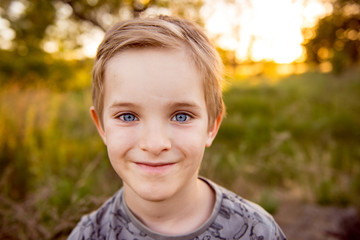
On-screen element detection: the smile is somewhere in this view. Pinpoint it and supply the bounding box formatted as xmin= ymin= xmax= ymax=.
xmin=134 ymin=162 xmax=176 ymax=174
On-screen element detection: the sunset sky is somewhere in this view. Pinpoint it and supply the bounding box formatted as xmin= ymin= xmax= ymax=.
xmin=80 ymin=0 xmax=333 ymax=63
xmin=202 ymin=0 xmax=333 ymax=63
xmin=0 ymin=0 xmax=333 ymax=63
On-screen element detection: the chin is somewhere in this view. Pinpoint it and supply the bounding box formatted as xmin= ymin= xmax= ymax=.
xmin=139 ymin=194 xmax=170 ymax=202
xmin=132 ymin=181 xmax=178 ymax=202
xmin=141 ymin=187 xmax=175 ymax=202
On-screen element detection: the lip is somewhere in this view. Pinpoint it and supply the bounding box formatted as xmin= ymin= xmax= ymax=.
xmin=134 ymin=162 xmax=176 ymax=174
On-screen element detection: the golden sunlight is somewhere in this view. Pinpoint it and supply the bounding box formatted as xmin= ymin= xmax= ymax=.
xmin=202 ymin=0 xmax=332 ymax=64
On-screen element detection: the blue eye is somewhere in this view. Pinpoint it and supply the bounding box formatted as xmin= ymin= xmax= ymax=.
xmin=172 ymin=113 xmax=190 ymax=122
xmin=119 ymin=113 xmax=138 ymax=122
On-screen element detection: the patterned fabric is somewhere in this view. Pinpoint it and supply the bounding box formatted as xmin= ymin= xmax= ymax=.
xmin=68 ymin=178 xmax=286 ymax=240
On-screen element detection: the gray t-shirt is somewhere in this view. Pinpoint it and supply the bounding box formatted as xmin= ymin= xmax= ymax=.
xmin=68 ymin=178 xmax=286 ymax=240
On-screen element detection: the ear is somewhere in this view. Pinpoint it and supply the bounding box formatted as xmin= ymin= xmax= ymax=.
xmin=205 ymin=113 xmax=223 ymax=147
xmin=90 ymin=106 xmax=107 ymax=145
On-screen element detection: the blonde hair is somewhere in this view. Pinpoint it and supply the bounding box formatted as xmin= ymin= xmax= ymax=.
xmin=92 ymin=15 xmax=225 ymax=128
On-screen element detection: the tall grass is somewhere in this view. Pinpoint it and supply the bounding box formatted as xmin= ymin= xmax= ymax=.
xmin=203 ymin=69 xmax=360 ymax=207
xmin=0 ymin=87 xmax=121 ymax=239
xmin=0 ymin=69 xmax=359 ymax=239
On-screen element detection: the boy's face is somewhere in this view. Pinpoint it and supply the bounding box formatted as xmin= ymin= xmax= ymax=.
xmin=91 ymin=47 xmax=221 ymax=202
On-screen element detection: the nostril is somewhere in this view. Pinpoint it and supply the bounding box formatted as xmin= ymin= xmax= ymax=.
xmin=139 ymin=133 xmax=171 ymax=155
xmin=139 ymin=139 xmax=171 ymax=153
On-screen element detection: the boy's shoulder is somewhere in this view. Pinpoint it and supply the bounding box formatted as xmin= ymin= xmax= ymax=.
xmin=68 ymin=179 xmax=286 ymax=240
xmin=211 ymin=180 xmax=286 ymax=240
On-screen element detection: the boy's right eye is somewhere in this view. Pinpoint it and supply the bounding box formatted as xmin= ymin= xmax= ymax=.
xmin=118 ymin=113 xmax=138 ymax=122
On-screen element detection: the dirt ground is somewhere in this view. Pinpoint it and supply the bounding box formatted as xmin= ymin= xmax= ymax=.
xmin=274 ymin=199 xmax=357 ymax=240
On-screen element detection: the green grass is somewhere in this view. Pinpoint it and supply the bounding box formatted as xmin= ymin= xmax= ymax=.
xmin=0 ymin=69 xmax=359 ymax=239
xmin=203 ymin=69 xmax=360 ymax=207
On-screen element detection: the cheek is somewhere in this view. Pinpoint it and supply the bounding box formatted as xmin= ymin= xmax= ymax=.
xmin=105 ymin=126 xmax=136 ymax=160
xmin=172 ymin=126 xmax=208 ymax=160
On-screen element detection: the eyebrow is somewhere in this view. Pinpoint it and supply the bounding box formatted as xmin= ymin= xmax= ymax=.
xmin=108 ymin=101 xmax=138 ymax=110
xmin=108 ymin=101 xmax=201 ymax=110
xmin=168 ymin=101 xmax=202 ymax=110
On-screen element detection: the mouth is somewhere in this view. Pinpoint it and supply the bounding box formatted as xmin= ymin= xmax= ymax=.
xmin=134 ymin=162 xmax=176 ymax=174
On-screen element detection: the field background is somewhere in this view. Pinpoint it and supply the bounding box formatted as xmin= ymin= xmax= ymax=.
xmin=0 ymin=67 xmax=359 ymax=239
xmin=1 ymin=0 xmax=360 ymax=239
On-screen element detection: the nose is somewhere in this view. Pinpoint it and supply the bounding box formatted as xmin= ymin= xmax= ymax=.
xmin=139 ymin=121 xmax=171 ymax=155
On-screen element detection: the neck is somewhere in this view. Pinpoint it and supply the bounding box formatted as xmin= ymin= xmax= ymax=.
xmin=124 ymin=177 xmax=215 ymax=236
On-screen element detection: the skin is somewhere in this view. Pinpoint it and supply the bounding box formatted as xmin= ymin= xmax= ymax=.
xmin=90 ymin=47 xmax=222 ymax=235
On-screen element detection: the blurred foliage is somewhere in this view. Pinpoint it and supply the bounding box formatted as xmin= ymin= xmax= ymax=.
xmin=203 ymin=69 xmax=360 ymax=205
xmin=304 ymin=0 xmax=360 ymax=73
xmin=0 ymin=49 xmax=92 ymax=89
xmin=0 ymin=86 xmax=119 ymax=239
xmin=1 ymin=0 xmax=56 ymax=50
xmin=0 ymin=0 xmax=203 ymax=87
xmin=1 ymin=69 xmax=359 ymax=239
xmin=202 ymin=68 xmax=360 ymax=208
xmin=0 ymin=0 xmax=204 ymax=43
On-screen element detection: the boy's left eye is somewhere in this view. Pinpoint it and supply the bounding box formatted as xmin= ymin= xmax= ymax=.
xmin=118 ymin=113 xmax=138 ymax=122
xmin=172 ymin=113 xmax=191 ymax=122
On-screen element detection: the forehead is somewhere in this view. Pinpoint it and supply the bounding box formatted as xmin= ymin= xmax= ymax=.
xmin=105 ymin=46 xmax=195 ymax=73
xmin=103 ymin=47 xmax=205 ymax=106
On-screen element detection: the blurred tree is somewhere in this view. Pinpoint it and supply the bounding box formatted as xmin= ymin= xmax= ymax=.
xmin=0 ymin=0 xmax=203 ymax=86
xmin=304 ymin=0 xmax=360 ymax=73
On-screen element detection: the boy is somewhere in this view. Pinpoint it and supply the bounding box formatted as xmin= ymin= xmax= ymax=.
xmin=68 ymin=15 xmax=286 ymax=240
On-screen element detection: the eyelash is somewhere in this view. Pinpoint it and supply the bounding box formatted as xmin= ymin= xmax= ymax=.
xmin=117 ymin=113 xmax=138 ymax=122
xmin=116 ymin=112 xmax=193 ymax=123
xmin=171 ymin=112 xmax=192 ymax=123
